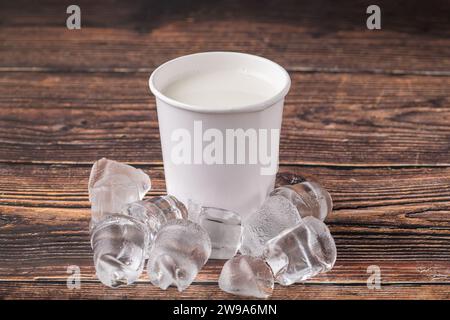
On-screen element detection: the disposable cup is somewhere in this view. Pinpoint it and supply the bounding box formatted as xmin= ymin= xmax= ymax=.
xmin=149 ymin=52 xmax=290 ymax=218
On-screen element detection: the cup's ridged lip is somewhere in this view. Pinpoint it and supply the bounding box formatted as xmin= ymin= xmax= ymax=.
xmin=149 ymin=51 xmax=291 ymax=114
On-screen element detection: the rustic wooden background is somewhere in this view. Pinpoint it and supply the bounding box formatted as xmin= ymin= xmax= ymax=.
xmin=0 ymin=0 xmax=449 ymax=299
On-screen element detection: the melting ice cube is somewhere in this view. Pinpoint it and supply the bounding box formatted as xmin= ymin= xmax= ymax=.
xmin=263 ymin=216 xmax=337 ymax=285
xmin=196 ymin=206 xmax=243 ymax=259
xmin=240 ymin=195 xmax=302 ymax=257
xmin=219 ymin=255 xmax=274 ymax=298
xmin=88 ymin=158 xmax=151 ymax=224
xmin=146 ymin=219 xmax=211 ymax=292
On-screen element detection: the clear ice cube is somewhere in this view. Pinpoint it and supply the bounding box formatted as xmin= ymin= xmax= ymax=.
xmin=271 ymin=181 xmax=332 ymax=221
xmin=88 ymin=158 xmax=151 ymax=224
xmin=146 ymin=219 xmax=211 ymax=292
xmin=91 ymin=215 xmax=149 ymax=288
xmin=240 ymin=195 xmax=302 ymax=257
xmin=122 ymin=195 xmax=188 ymax=242
xmin=219 ymin=255 xmax=274 ymax=299
xmin=263 ymin=216 xmax=337 ymax=285
xmin=197 ymin=207 xmax=243 ymax=260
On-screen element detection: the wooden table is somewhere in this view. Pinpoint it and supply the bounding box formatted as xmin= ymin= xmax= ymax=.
xmin=1 ymin=0 xmax=449 ymax=300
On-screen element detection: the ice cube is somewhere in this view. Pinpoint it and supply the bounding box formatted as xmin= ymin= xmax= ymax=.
xmin=263 ymin=216 xmax=336 ymax=285
xmin=197 ymin=207 xmax=243 ymax=259
xmin=219 ymin=255 xmax=274 ymax=298
xmin=88 ymin=158 xmax=151 ymax=224
xmin=271 ymin=181 xmax=332 ymax=221
xmin=91 ymin=215 xmax=149 ymax=288
xmin=240 ymin=195 xmax=302 ymax=257
xmin=146 ymin=219 xmax=211 ymax=292
xmin=122 ymin=195 xmax=187 ymax=242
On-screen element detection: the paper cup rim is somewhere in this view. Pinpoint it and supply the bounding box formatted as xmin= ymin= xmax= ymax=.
xmin=149 ymin=51 xmax=291 ymax=114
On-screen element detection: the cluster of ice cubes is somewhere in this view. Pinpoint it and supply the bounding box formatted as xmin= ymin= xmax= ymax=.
xmin=88 ymin=158 xmax=209 ymax=289
xmin=88 ymin=158 xmax=337 ymax=298
xmin=218 ymin=182 xmax=336 ymax=298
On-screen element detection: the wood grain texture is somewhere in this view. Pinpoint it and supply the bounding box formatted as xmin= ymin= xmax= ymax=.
xmin=1 ymin=0 xmax=449 ymax=74
xmin=0 ymin=72 xmax=449 ymax=165
xmin=1 ymin=281 xmax=449 ymax=300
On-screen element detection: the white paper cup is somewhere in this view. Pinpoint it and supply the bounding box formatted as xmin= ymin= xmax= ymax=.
xmin=149 ymin=52 xmax=290 ymax=218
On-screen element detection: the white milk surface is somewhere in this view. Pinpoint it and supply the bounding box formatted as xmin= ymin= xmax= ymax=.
xmin=162 ymin=69 xmax=277 ymax=109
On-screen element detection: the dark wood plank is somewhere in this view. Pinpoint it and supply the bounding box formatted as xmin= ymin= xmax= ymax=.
xmin=1 ymin=0 xmax=449 ymax=74
xmin=1 ymin=164 xmax=449 ymax=288
xmin=0 ymin=72 xmax=449 ymax=165
xmin=1 ymin=281 xmax=449 ymax=300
